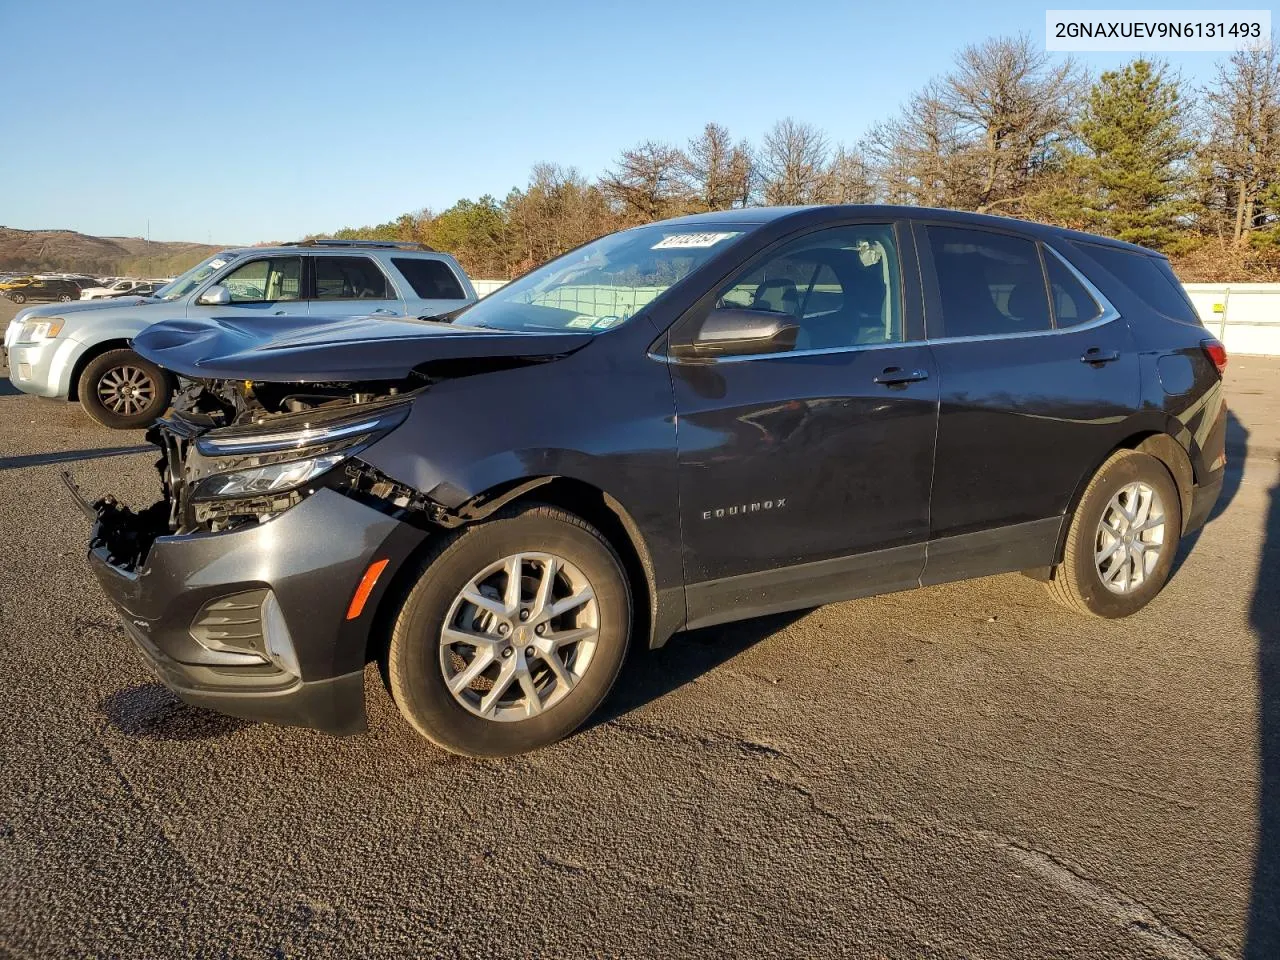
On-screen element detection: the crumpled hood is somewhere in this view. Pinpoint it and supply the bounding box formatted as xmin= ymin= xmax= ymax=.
xmin=132 ymin=314 xmax=595 ymax=381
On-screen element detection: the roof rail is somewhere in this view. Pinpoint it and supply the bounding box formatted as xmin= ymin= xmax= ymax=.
xmin=283 ymin=239 xmax=436 ymax=252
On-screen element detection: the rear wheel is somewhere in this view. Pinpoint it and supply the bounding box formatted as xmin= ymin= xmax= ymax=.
xmin=387 ymin=503 xmax=631 ymax=757
xmin=77 ymin=348 xmax=171 ymax=429
xmin=59 ymin=293 xmax=73 ymax=302
xmin=1046 ymin=449 xmax=1182 ymax=618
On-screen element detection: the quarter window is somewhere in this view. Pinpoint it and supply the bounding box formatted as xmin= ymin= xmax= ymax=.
xmin=708 ymin=224 xmax=902 ymax=351
xmin=220 ymin=257 xmax=302 ymax=302
xmin=1044 ymin=248 xmax=1103 ymax=327
xmin=313 ymin=256 xmax=392 ymax=300
xmin=926 ymin=226 xmax=1051 ymax=337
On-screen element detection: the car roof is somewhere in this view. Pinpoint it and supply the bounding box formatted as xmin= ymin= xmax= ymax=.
xmin=655 ymin=205 xmax=1159 ymax=256
xmin=213 ymin=241 xmax=453 ymax=259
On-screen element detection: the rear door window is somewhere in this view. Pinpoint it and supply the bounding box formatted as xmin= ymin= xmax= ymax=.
xmin=925 ymin=226 xmax=1051 ymax=338
xmin=392 ymin=257 xmax=465 ymax=299
xmin=313 ymin=256 xmax=392 ymax=300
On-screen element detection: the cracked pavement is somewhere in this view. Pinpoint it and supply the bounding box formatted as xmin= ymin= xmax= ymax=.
xmin=1 ymin=297 xmax=1277 ymax=958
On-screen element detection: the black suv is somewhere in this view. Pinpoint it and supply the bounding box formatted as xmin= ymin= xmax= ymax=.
xmin=7 ymin=278 xmax=84 ymax=303
xmin=80 ymin=206 xmax=1227 ymax=756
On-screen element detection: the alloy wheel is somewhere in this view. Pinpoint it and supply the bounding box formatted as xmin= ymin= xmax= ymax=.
xmin=440 ymin=552 xmax=599 ymax=721
xmin=1095 ymin=481 xmax=1166 ymax=594
xmin=96 ymin=365 xmax=156 ymax=417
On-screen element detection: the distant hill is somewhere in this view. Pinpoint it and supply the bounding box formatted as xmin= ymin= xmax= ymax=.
xmin=0 ymin=226 xmax=224 ymax=278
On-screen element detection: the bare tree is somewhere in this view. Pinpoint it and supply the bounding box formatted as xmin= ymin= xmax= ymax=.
xmin=817 ymin=145 xmax=875 ymax=203
xmin=682 ymin=123 xmax=740 ymax=211
xmin=1203 ymin=42 xmax=1280 ymax=244
xmin=600 ymin=141 xmax=690 ymax=223
xmin=865 ymin=82 xmax=968 ymax=207
xmin=941 ymin=34 xmax=1082 ymax=213
xmin=760 ymin=118 xmax=829 ymax=205
xmin=728 ymin=140 xmax=758 ymax=207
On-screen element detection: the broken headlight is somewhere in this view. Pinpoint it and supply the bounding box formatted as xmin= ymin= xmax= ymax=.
xmin=189 ymin=401 xmax=411 ymax=503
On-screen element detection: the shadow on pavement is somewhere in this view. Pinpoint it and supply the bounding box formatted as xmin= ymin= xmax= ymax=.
xmin=0 ymin=444 xmax=149 ymax=471
xmin=0 ymin=379 xmax=19 ymax=397
xmin=586 ymin=609 xmax=810 ymax=731
xmin=1247 ymin=462 xmax=1280 ymax=956
xmin=99 ymin=683 xmax=250 ymax=741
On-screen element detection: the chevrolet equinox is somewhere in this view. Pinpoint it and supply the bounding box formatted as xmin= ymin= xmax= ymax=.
xmin=77 ymin=206 xmax=1227 ymax=757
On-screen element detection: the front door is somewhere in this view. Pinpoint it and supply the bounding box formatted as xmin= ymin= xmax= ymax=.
xmin=914 ymin=222 xmax=1141 ymax=582
xmin=666 ymin=222 xmax=939 ymax=628
xmin=191 ymin=255 xmax=309 ymax=321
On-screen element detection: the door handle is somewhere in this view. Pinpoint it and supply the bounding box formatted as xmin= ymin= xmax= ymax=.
xmin=1080 ymin=347 xmax=1120 ymax=365
xmin=874 ymin=366 xmax=930 ymax=386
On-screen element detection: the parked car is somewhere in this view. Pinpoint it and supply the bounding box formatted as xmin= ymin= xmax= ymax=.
xmin=78 ymin=206 xmax=1227 ymax=757
xmin=105 ymin=281 xmax=161 ymax=298
xmin=6 ymin=240 xmax=476 ymax=428
xmin=0 ymin=275 xmax=35 ymax=290
xmin=5 ymin=278 xmax=85 ymax=303
xmin=79 ymin=278 xmax=150 ymax=300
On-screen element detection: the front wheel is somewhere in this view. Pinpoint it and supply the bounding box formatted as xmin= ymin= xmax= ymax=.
xmin=10 ymin=292 xmax=25 ymax=303
xmin=1046 ymin=449 xmax=1182 ymax=618
xmin=77 ymin=348 xmax=172 ymax=429
xmin=387 ymin=503 xmax=632 ymax=757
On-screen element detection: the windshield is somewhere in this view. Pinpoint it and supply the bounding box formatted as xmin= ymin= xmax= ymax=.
xmin=453 ymin=224 xmax=749 ymax=332
xmin=152 ymin=253 xmax=236 ymax=302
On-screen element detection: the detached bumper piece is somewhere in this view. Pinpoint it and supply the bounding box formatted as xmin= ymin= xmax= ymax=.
xmin=89 ymin=487 xmax=427 ymax=735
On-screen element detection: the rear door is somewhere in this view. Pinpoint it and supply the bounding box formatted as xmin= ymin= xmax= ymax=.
xmin=667 ymin=220 xmax=939 ymax=627
xmin=915 ymin=222 xmax=1140 ymax=582
xmin=308 ymin=255 xmax=405 ymax=319
xmin=192 ymin=255 xmax=309 ymax=321
xmin=390 ymin=256 xmax=473 ymax=318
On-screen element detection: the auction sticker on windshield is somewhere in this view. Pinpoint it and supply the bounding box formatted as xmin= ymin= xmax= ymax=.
xmin=652 ymin=232 xmax=738 ymax=249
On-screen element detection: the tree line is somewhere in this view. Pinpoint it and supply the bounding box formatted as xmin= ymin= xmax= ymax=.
xmin=320 ymin=35 xmax=1280 ymax=282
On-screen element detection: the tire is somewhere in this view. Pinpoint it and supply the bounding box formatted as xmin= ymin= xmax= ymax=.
xmin=387 ymin=502 xmax=632 ymax=757
xmin=10 ymin=293 xmax=24 ymax=303
xmin=1046 ymin=449 xmax=1182 ymax=618
xmin=77 ymin=348 xmax=172 ymax=429
xmin=59 ymin=294 xmax=73 ymax=302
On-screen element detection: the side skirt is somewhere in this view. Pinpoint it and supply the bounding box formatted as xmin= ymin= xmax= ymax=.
xmin=680 ymin=516 xmax=1064 ymax=633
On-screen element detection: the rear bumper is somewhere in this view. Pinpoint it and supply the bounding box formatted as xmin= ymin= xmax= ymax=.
xmin=89 ymin=487 xmax=428 ymax=735
xmin=1184 ymin=469 xmax=1224 ymax=535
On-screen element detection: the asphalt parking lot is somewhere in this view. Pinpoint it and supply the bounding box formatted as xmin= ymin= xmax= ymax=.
xmin=0 ymin=298 xmax=1277 ymax=959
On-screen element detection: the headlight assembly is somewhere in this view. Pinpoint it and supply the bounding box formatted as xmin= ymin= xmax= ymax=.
xmin=188 ymin=401 xmax=410 ymax=503
xmin=18 ymin=318 xmax=64 ymax=341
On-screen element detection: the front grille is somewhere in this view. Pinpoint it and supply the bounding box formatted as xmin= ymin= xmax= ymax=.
xmin=190 ymin=588 xmax=269 ymax=658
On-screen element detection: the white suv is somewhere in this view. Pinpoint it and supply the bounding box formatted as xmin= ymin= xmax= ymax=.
xmin=6 ymin=240 xmax=476 ymax=428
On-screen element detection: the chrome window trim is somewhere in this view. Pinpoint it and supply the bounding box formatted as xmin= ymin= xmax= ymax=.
xmin=653 ymin=239 xmax=1123 ymax=364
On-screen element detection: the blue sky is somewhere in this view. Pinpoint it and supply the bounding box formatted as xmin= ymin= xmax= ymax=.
xmin=0 ymin=0 xmax=1253 ymax=243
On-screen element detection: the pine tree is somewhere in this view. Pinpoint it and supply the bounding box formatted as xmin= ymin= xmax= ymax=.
xmin=1066 ymin=59 xmax=1196 ymax=250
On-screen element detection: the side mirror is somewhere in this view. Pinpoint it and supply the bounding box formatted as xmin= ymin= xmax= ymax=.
xmin=677 ymin=307 xmax=799 ymax=359
xmin=197 ymin=284 xmax=231 ymax=306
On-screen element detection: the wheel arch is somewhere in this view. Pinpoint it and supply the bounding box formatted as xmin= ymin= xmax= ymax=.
xmin=67 ymin=338 xmax=151 ymax=401
xmin=1054 ymin=427 xmax=1196 ymax=565
xmin=364 ymin=475 xmax=661 ymax=669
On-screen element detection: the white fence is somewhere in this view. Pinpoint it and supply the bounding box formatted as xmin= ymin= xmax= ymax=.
xmin=470 ymin=277 xmax=1280 ymax=356
xmin=1183 ymin=283 xmax=1280 ymax=356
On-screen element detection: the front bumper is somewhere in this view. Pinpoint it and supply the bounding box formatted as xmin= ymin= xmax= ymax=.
xmin=7 ymin=336 xmax=81 ymax=398
xmin=90 ymin=487 xmax=427 ymax=735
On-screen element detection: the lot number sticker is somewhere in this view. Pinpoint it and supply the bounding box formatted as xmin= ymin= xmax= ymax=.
xmin=652 ymin=232 xmax=737 ymax=249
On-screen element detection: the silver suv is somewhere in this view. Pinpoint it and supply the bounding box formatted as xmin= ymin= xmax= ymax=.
xmin=3 ymin=240 xmax=476 ymax=428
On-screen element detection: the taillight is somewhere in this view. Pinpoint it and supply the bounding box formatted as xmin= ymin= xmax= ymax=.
xmin=1201 ymin=339 xmax=1228 ymax=376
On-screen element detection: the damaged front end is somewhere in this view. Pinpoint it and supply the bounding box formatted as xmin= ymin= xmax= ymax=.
xmin=84 ymin=374 xmax=426 ymax=572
